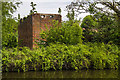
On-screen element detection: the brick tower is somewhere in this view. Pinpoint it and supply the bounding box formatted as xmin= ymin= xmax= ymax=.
xmin=18 ymin=13 xmax=61 ymax=49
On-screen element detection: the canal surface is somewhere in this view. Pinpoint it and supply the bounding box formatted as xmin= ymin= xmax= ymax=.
xmin=2 ymin=70 xmax=120 ymax=79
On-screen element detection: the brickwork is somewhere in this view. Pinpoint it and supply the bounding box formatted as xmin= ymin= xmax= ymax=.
xmin=18 ymin=13 xmax=61 ymax=49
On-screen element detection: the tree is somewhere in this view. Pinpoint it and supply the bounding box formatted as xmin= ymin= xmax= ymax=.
xmin=2 ymin=1 xmax=22 ymax=48
xmin=66 ymin=0 xmax=120 ymax=26
xmin=30 ymin=2 xmax=37 ymax=15
xmin=66 ymin=8 xmax=81 ymax=25
xmin=66 ymin=0 xmax=120 ymax=44
xmin=81 ymin=15 xmax=98 ymax=42
xmin=66 ymin=8 xmax=75 ymax=21
xmin=2 ymin=1 xmax=22 ymax=17
xmin=58 ymin=8 xmax=61 ymax=14
xmin=81 ymin=12 xmax=119 ymax=44
xmin=2 ymin=18 xmax=18 ymax=48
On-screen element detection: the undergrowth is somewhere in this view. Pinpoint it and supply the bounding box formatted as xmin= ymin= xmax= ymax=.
xmin=2 ymin=42 xmax=119 ymax=72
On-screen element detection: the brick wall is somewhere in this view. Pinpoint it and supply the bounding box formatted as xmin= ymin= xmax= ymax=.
xmin=18 ymin=13 xmax=61 ymax=49
xmin=18 ymin=15 xmax=33 ymax=49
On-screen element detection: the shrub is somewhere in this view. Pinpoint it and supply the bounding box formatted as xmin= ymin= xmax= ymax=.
xmin=36 ymin=20 xmax=83 ymax=47
xmin=2 ymin=43 xmax=119 ymax=72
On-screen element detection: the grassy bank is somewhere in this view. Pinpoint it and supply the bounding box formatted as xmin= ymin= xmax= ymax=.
xmin=2 ymin=42 xmax=119 ymax=72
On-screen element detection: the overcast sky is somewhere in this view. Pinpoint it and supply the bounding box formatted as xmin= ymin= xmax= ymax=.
xmin=20 ymin=0 xmax=73 ymax=2
xmin=13 ymin=0 xmax=89 ymax=21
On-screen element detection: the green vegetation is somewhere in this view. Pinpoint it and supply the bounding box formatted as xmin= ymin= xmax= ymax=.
xmin=67 ymin=0 xmax=120 ymax=45
xmin=2 ymin=1 xmax=22 ymax=48
xmin=1 ymin=0 xmax=120 ymax=72
xmin=81 ymin=13 xmax=119 ymax=44
xmin=29 ymin=2 xmax=37 ymax=15
xmin=58 ymin=8 xmax=61 ymax=14
xmin=2 ymin=43 xmax=119 ymax=72
xmin=36 ymin=20 xmax=82 ymax=46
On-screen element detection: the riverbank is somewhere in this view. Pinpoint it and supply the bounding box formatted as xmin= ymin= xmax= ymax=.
xmin=2 ymin=42 xmax=119 ymax=72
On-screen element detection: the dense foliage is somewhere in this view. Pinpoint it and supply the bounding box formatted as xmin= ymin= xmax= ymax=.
xmin=1 ymin=1 xmax=120 ymax=72
xmin=2 ymin=43 xmax=119 ymax=72
xmin=81 ymin=13 xmax=120 ymax=44
xmin=2 ymin=1 xmax=22 ymax=48
xmin=36 ymin=20 xmax=83 ymax=46
xmin=81 ymin=15 xmax=97 ymax=42
xmin=67 ymin=0 xmax=120 ymax=45
xmin=2 ymin=17 xmax=18 ymax=48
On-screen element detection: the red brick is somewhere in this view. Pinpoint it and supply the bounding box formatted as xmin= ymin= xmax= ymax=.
xmin=18 ymin=13 xmax=61 ymax=49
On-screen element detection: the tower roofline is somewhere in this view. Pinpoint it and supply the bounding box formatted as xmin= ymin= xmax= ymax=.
xmin=30 ymin=13 xmax=61 ymax=16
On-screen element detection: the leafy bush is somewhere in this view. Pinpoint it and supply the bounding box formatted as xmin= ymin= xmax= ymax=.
xmin=2 ymin=18 xmax=18 ymax=48
xmin=81 ymin=14 xmax=120 ymax=45
xmin=2 ymin=1 xmax=22 ymax=48
xmin=36 ymin=21 xmax=83 ymax=46
xmin=81 ymin=15 xmax=97 ymax=42
xmin=2 ymin=43 xmax=119 ymax=72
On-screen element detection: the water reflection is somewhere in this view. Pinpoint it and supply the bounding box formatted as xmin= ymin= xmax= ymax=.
xmin=2 ymin=70 xmax=119 ymax=78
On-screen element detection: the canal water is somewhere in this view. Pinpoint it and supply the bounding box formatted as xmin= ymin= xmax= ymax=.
xmin=2 ymin=69 xmax=120 ymax=80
